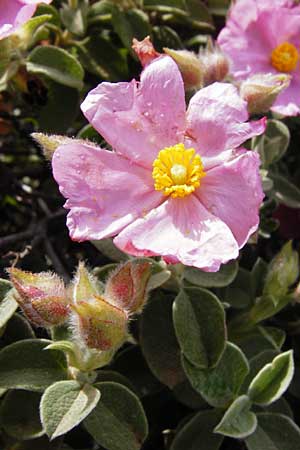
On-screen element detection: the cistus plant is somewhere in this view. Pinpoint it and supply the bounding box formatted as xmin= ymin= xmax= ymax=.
xmin=0 ymin=1 xmax=300 ymax=450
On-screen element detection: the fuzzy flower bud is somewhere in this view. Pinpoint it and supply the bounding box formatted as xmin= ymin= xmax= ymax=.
xmin=199 ymin=39 xmax=230 ymax=86
xmin=31 ymin=133 xmax=74 ymax=161
xmin=8 ymin=268 xmax=69 ymax=327
xmin=240 ymin=73 xmax=291 ymax=114
xmin=71 ymin=263 xmax=128 ymax=351
xmin=163 ymin=48 xmax=203 ymax=90
xmin=132 ymin=36 xmax=160 ymax=67
xmin=104 ymin=260 xmax=151 ymax=314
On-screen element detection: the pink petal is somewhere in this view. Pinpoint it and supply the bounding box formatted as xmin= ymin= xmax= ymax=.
xmin=185 ymin=82 xmax=265 ymax=168
xmin=81 ymin=56 xmax=186 ymax=169
xmin=52 ymin=142 xmax=163 ymax=242
xmin=114 ymin=195 xmax=239 ymax=271
xmin=272 ymin=76 xmax=300 ymax=116
xmin=197 ymin=149 xmax=264 ymax=248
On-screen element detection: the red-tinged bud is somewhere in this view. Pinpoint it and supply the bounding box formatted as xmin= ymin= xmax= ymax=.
xmin=71 ymin=262 xmax=128 ymax=351
xmin=199 ymin=39 xmax=230 ymax=86
xmin=164 ymin=48 xmax=203 ymax=90
xmin=104 ymin=260 xmax=151 ymax=314
xmin=240 ymin=73 xmax=291 ymax=114
xmin=8 ymin=268 xmax=69 ymax=327
xmin=132 ymin=36 xmax=160 ymax=67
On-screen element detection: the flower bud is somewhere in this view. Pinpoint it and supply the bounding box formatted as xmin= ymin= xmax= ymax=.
xmin=240 ymin=73 xmax=291 ymax=114
xmin=104 ymin=260 xmax=151 ymax=313
xmin=8 ymin=268 xmax=69 ymax=327
xmin=71 ymin=263 xmax=128 ymax=351
xmin=199 ymin=38 xmax=230 ymax=85
xmin=31 ymin=133 xmax=74 ymax=161
xmin=132 ymin=36 xmax=160 ymax=67
xmin=164 ymin=48 xmax=203 ymax=90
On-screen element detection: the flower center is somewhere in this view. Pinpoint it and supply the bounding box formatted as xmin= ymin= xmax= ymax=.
xmin=152 ymin=143 xmax=206 ymax=198
xmin=271 ymin=42 xmax=299 ymax=72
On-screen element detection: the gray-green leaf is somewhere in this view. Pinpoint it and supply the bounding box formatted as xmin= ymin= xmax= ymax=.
xmin=41 ymin=380 xmax=100 ymax=439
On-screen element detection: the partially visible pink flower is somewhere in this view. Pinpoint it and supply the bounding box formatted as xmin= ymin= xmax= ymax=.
xmin=52 ymin=56 xmax=265 ymax=271
xmin=0 ymin=0 xmax=52 ymax=40
xmin=218 ymin=0 xmax=300 ymax=116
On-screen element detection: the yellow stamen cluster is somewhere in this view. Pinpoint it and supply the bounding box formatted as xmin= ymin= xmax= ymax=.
xmin=271 ymin=42 xmax=299 ymax=73
xmin=152 ymin=143 xmax=206 ymax=198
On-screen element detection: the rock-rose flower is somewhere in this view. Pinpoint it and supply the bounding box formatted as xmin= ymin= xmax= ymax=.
xmin=52 ymin=56 xmax=265 ymax=271
xmin=0 ymin=0 xmax=52 ymax=40
xmin=218 ymin=0 xmax=300 ymax=116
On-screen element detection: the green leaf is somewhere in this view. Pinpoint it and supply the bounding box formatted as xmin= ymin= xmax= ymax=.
xmin=2 ymin=313 xmax=35 ymax=344
xmin=140 ymin=292 xmax=185 ymax=388
xmin=183 ymin=260 xmax=238 ymax=288
xmin=214 ymin=395 xmax=257 ymax=438
xmin=41 ymin=380 xmax=100 ymax=439
xmin=225 ymin=267 xmax=254 ymax=309
xmin=91 ymin=238 xmax=129 ymax=262
xmin=0 ymin=286 xmax=18 ymax=329
xmin=245 ymin=413 xmax=300 ymax=450
xmin=18 ymin=15 xmax=52 ymax=48
xmin=173 ymin=287 xmax=226 ymax=368
xmin=0 ymin=339 xmax=68 ymax=392
xmin=27 ymin=46 xmax=84 ymax=89
xmin=170 ymin=409 xmax=223 ymax=450
xmin=0 ymin=390 xmax=43 ymax=440
xmin=263 ymin=241 xmax=299 ymax=301
xmin=241 ymin=350 xmax=279 ymax=393
xmin=84 ymin=382 xmax=148 ymax=450
xmin=36 ymin=4 xmax=61 ymax=25
xmin=248 ymin=351 xmax=294 ymax=405
xmin=183 ymin=342 xmax=249 ymax=408
xmin=255 ymin=119 xmax=290 ymax=168
xmin=270 ymin=173 xmax=300 ymax=208
xmin=112 ymin=8 xmax=151 ymax=53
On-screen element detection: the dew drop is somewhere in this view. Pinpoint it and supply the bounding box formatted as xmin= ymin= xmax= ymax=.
xmin=144 ymin=111 xmax=150 ymax=117
xmin=160 ymin=113 xmax=165 ymax=119
xmin=146 ymin=102 xmax=152 ymax=107
xmin=76 ymin=170 xmax=81 ymax=175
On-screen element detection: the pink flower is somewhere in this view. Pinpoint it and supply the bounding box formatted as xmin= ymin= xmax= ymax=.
xmin=52 ymin=56 xmax=265 ymax=271
xmin=0 ymin=0 xmax=52 ymax=40
xmin=218 ymin=0 xmax=300 ymax=116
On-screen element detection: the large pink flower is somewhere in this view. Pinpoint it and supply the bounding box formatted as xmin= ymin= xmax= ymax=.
xmin=218 ymin=0 xmax=300 ymax=116
xmin=0 ymin=0 xmax=52 ymax=40
xmin=52 ymin=56 xmax=265 ymax=271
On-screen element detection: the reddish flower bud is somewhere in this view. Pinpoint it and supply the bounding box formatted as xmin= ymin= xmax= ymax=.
xmin=71 ymin=263 xmax=128 ymax=351
xmin=132 ymin=36 xmax=160 ymax=67
xmin=104 ymin=260 xmax=151 ymax=313
xmin=8 ymin=268 xmax=69 ymax=327
xmin=199 ymin=39 xmax=230 ymax=86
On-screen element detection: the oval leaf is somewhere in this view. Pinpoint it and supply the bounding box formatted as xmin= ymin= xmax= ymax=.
xmin=84 ymin=382 xmax=148 ymax=450
xmin=183 ymin=261 xmax=238 ymax=288
xmin=183 ymin=342 xmax=249 ymax=408
xmin=140 ymin=292 xmax=185 ymax=388
xmin=41 ymin=380 xmax=100 ymax=439
xmin=173 ymin=287 xmax=226 ymax=368
xmin=27 ymin=46 xmax=84 ymax=89
xmin=214 ymin=395 xmax=257 ymax=439
xmin=248 ymin=350 xmax=294 ymax=405
xmin=0 ymin=339 xmax=68 ymax=392
xmin=245 ymin=413 xmax=300 ymax=450
xmin=0 ymin=285 xmax=18 ymax=329
xmin=0 ymin=390 xmax=43 ymax=440
xmin=170 ymin=409 xmax=223 ymax=450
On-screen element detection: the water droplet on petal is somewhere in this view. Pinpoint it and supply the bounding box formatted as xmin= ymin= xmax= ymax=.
xmin=146 ymin=102 xmax=152 ymax=107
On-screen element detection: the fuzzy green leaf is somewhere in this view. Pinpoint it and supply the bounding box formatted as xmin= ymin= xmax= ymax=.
xmin=214 ymin=395 xmax=257 ymax=439
xmin=248 ymin=351 xmax=294 ymax=405
xmin=0 ymin=339 xmax=68 ymax=392
xmin=245 ymin=413 xmax=300 ymax=450
xmin=183 ymin=260 xmax=238 ymax=288
xmin=173 ymin=287 xmax=226 ymax=368
xmin=170 ymin=409 xmax=223 ymax=450
xmin=41 ymin=380 xmax=100 ymax=439
xmin=27 ymin=46 xmax=84 ymax=89
xmin=84 ymin=382 xmax=148 ymax=450
xmin=183 ymin=342 xmax=249 ymax=408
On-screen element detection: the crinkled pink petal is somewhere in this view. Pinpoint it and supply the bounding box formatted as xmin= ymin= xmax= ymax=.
xmin=52 ymin=142 xmax=163 ymax=242
xmin=185 ymin=82 xmax=265 ymax=168
xmin=81 ymin=56 xmax=186 ymax=169
xmin=271 ymin=75 xmax=300 ymax=116
xmin=197 ymin=149 xmax=264 ymax=248
xmin=0 ymin=0 xmax=52 ymax=40
xmin=114 ymin=195 xmax=239 ymax=271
